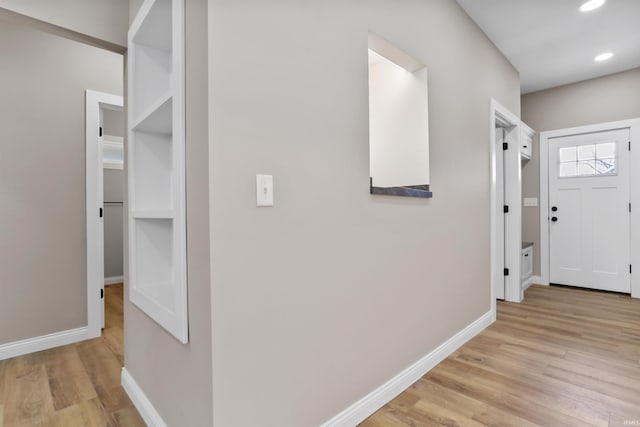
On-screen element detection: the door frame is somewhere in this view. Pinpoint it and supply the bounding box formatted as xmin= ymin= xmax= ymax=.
xmin=539 ymin=118 xmax=640 ymax=298
xmin=86 ymin=89 xmax=124 ymax=339
xmin=490 ymin=99 xmax=523 ymax=311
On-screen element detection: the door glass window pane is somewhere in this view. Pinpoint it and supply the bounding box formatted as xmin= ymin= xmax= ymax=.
xmin=578 ymin=160 xmax=596 ymax=175
xmin=559 ymin=162 xmax=577 ymax=177
xmin=559 ymin=142 xmax=618 ymax=178
xmin=559 ymin=146 xmax=577 ymax=162
xmin=596 ymin=142 xmax=616 ymax=159
xmin=577 ymin=144 xmax=596 ymax=160
xmin=596 ymin=158 xmax=616 ymax=174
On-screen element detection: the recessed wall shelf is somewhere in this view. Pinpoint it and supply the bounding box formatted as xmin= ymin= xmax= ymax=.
xmin=132 ymin=210 xmax=175 ymax=219
xmin=128 ymin=0 xmax=188 ymax=343
xmin=131 ymin=91 xmax=173 ymax=134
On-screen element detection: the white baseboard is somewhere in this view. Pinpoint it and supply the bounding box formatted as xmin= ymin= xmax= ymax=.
xmin=0 ymin=327 xmax=88 ymax=361
xmin=321 ymin=310 xmax=494 ymax=426
xmin=122 ymin=368 xmax=167 ymax=427
xmin=529 ymin=275 xmax=545 ymax=286
xmin=521 ymin=275 xmax=542 ymax=292
xmin=105 ymin=276 xmax=124 ymax=285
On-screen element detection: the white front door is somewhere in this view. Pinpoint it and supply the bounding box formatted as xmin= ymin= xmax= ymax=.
xmin=549 ymin=128 xmax=630 ymax=293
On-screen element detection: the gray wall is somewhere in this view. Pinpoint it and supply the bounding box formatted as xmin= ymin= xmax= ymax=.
xmin=104 ymin=169 xmax=123 ymax=280
xmin=103 ymin=109 xmax=124 ymax=138
xmin=208 ymin=0 xmax=520 ymax=425
xmin=521 ymin=67 xmax=640 ymax=275
xmin=124 ymin=1 xmax=213 ymax=426
xmin=0 ymin=20 xmax=123 ymax=343
xmin=129 ymin=0 xmax=143 ymax=25
xmin=0 ymin=0 xmax=128 ymax=49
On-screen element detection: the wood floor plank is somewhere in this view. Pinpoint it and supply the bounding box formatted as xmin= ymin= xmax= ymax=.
xmin=455 ymin=345 xmax=640 ymax=418
xmin=3 ymin=365 xmax=55 ymax=427
xmin=94 ymin=385 xmax=134 ymax=414
xmin=75 ymin=340 xmax=122 ymax=392
xmin=360 ymin=408 xmax=412 ymax=427
xmin=433 ymin=359 xmax=606 ymax=427
xmin=110 ymin=406 xmax=146 ymax=427
xmin=0 ymin=284 xmax=142 ymax=426
xmin=103 ymin=284 xmax=125 ymax=365
xmin=450 ymin=349 xmax=611 ymax=426
xmin=0 ymin=360 xmax=7 ymax=405
xmin=50 ymin=397 xmax=111 ymax=427
xmin=410 ymin=379 xmax=540 ymax=427
xmin=363 ymin=285 xmax=640 ymax=426
xmin=45 ymin=348 xmax=98 ymax=411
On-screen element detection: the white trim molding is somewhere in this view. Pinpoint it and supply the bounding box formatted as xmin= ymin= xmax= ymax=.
xmin=0 ymin=327 xmax=88 ymax=361
xmin=320 ymin=311 xmax=494 ymax=427
xmin=490 ymin=99 xmax=523 ymax=305
xmin=122 ymin=368 xmax=168 ymax=427
xmin=105 ymin=276 xmax=125 ymax=285
xmin=521 ymin=275 xmax=543 ymax=292
xmin=86 ymin=89 xmax=124 ymax=339
xmin=539 ymin=118 xmax=640 ymax=298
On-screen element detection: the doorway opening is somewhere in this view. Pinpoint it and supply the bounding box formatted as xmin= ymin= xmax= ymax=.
xmin=86 ymin=91 xmax=124 ymax=339
xmin=490 ymin=99 xmax=523 ymax=311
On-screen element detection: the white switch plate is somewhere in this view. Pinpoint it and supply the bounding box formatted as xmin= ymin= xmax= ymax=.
xmin=523 ymin=197 xmax=538 ymax=207
xmin=256 ymin=174 xmax=274 ymax=207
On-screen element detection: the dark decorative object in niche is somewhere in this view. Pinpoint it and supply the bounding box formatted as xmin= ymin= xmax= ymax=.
xmin=370 ymin=178 xmax=433 ymax=198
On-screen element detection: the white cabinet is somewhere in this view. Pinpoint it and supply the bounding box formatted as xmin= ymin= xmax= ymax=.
xmin=521 ymin=123 xmax=534 ymax=160
xmin=521 ymin=244 xmax=533 ymax=283
xmin=128 ymin=0 xmax=188 ymax=343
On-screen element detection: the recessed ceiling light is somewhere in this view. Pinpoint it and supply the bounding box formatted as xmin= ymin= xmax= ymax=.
xmin=580 ymin=0 xmax=606 ymax=12
xmin=594 ymin=52 xmax=613 ymax=62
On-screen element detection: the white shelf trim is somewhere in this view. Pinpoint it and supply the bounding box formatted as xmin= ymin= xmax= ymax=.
xmin=131 ymin=90 xmax=173 ymax=133
xmin=128 ymin=0 xmax=188 ymax=344
xmin=132 ymin=210 xmax=175 ymax=219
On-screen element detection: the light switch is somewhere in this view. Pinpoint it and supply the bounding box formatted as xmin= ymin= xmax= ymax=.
xmin=256 ymin=174 xmax=274 ymax=207
xmin=523 ymin=197 xmax=538 ymax=207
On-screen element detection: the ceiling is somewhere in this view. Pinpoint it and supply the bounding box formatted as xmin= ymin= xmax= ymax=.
xmin=456 ymin=0 xmax=640 ymax=94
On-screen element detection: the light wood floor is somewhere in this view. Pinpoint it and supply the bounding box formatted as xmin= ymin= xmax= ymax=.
xmin=362 ymin=284 xmax=640 ymax=427
xmin=0 ymin=284 xmax=145 ymax=427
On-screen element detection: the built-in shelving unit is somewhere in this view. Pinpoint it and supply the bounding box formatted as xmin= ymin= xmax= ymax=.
xmin=128 ymin=0 xmax=188 ymax=343
xmin=521 ymin=122 xmax=535 ymax=160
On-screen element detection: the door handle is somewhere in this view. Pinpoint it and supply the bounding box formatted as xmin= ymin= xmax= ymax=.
xmin=551 ymin=206 xmax=558 ymax=212
xmin=551 ymin=216 xmax=558 ymax=222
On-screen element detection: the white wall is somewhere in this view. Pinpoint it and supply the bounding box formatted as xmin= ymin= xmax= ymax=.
xmin=208 ymin=0 xmax=520 ymax=425
xmin=369 ymin=51 xmax=429 ymax=188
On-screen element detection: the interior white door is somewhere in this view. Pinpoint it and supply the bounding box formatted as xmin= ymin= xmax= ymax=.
xmin=549 ymin=128 xmax=630 ymax=293
xmin=495 ymin=128 xmax=505 ymax=299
